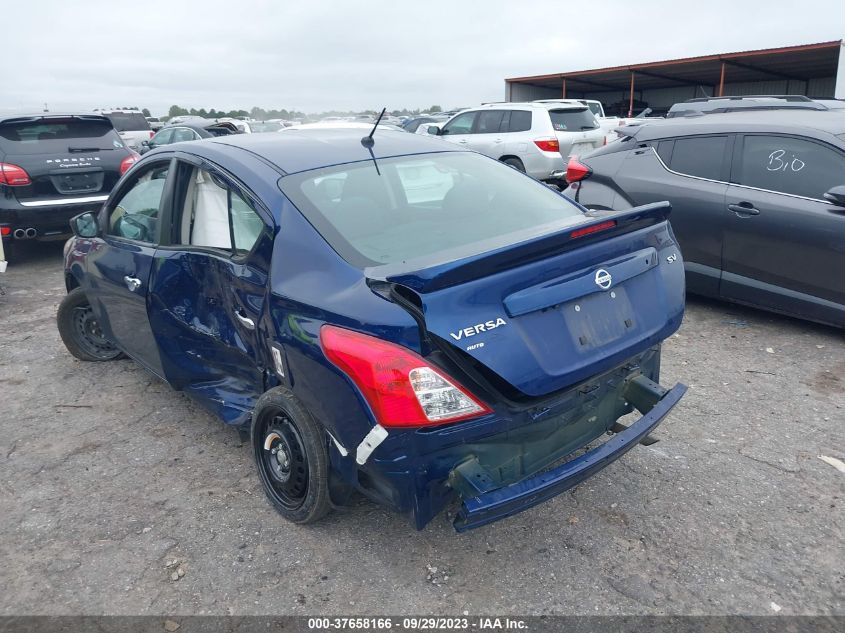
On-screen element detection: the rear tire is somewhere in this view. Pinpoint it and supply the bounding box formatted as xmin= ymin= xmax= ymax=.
xmin=252 ymin=387 xmax=331 ymax=525
xmin=57 ymin=288 xmax=124 ymax=361
xmin=501 ymin=157 xmax=525 ymax=172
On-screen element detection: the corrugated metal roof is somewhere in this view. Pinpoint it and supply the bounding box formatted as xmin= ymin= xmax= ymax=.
xmin=506 ymin=40 xmax=842 ymax=94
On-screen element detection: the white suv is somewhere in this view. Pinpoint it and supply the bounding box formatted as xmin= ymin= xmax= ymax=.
xmin=421 ymin=102 xmax=605 ymax=185
xmin=96 ymin=109 xmax=152 ymax=150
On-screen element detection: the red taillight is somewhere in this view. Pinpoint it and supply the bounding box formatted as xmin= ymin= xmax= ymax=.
xmin=570 ymin=220 xmax=617 ymax=239
xmin=119 ymin=152 xmax=140 ymax=176
xmin=0 ymin=163 xmax=31 ymax=186
xmin=320 ymin=325 xmax=491 ymax=428
xmin=566 ymin=157 xmax=592 ymax=183
xmin=1 ymin=226 xmax=11 ymax=237
xmin=149 ymin=131 xmax=155 ymax=139
xmin=533 ymin=138 xmax=560 ymax=153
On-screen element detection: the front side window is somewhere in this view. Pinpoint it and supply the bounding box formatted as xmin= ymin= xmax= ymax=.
xmin=666 ymin=135 xmax=729 ymax=181
xmin=107 ymin=162 xmax=169 ymax=243
xmin=151 ymin=128 xmax=173 ymax=146
xmin=441 ymin=112 xmax=476 ymax=135
xmin=281 ymin=152 xmax=587 ymax=267
xmin=177 ymin=167 xmax=264 ymax=255
xmin=737 ymin=135 xmax=845 ymax=200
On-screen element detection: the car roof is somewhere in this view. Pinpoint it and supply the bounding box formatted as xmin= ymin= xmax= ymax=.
xmin=203 ymin=127 xmax=463 ymax=174
xmin=622 ymin=110 xmax=845 ymax=141
xmin=474 ymin=101 xmax=587 ymax=111
xmin=0 ymin=112 xmax=111 ymax=125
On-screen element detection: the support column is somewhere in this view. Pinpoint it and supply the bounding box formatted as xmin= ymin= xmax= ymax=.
xmin=718 ymin=62 xmax=726 ymax=97
xmin=628 ymin=72 xmax=635 ymax=117
xmin=562 ymin=78 xmax=567 ymax=98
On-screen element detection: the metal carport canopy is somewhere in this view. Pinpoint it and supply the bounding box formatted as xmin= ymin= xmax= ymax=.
xmin=506 ymin=40 xmax=843 ymax=101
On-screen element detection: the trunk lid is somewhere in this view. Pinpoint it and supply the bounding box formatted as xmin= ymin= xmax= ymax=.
xmin=0 ymin=115 xmax=128 ymax=202
xmin=370 ymin=203 xmax=685 ymax=397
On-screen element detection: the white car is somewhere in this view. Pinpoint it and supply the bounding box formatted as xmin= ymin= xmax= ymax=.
xmin=96 ymin=109 xmax=153 ymax=151
xmin=536 ymin=99 xmax=659 ymax=145
xmin=419 ymin=102 xmax=605 ymax=185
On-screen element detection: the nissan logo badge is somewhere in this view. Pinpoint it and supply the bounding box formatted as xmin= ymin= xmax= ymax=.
xmin=594 ymin=268 xmax=612 ymax=290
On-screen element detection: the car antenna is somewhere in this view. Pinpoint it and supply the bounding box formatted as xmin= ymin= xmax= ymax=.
xmin=361 ymin=107 xmax=386 ymax=175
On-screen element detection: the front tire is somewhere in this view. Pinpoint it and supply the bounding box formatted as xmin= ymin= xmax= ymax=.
xmin=252 ymin=387 xmax=331 ymax=525
xmin=57 ymin=287 xmax=124 ymax=361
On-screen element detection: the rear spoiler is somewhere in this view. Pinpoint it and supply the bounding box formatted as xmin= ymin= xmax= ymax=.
xmin=367 ymin=201 xmax=672 ymax=294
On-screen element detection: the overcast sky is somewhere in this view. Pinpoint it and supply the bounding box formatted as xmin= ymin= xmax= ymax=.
xmin=4 ymin=0 xmax=844 ymax=116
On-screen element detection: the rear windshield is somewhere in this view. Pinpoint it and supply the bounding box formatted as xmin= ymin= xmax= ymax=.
xmin=0 ymin=118 xmax=123 ymax=154
xmin=280 ymin=152 xmax=586 ymax=267
xmin=103 ymin=112 xmax=151 ymax=132
xmin=549 ymin=108 xmax=599 ymax=131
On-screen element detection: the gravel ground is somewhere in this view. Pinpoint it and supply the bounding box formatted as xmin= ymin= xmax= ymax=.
xmin=0 ymin=242 xmax=842 ymax=616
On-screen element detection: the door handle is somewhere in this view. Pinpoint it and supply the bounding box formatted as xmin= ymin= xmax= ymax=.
xmin=234 ymin=307 xmax=255 ymax=330
xmin=728 ymin=203 xmax=760 ymax=216
xmin=123 ymin=275 xmax=141 ymax=292
xmin=458 ymin=139 xmax=468 ymax=144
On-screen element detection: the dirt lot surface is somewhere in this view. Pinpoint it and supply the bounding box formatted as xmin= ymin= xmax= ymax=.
xmin=0 ymin=243 xmax=842 ymax=616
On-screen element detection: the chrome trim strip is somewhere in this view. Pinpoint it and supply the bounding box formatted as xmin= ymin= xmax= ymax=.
xmin=19 ymin=195 xmax=108 ymax=208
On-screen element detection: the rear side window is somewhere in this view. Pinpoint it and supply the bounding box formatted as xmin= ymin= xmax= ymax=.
xmin=505 ymin=110 xmax=532 ymax=133
xmin=104 ymin=112 xmax=151 ymax=132
xmin=548 ymin=108 xmax=598 ymax=132
xmin=475 ymin=110 xmax=505 ymax=134
xmin=737 ymin=135 xmax=845 ymax=200
xmin=177 ymin=168 xmax=264 ymax=255
xmin=665 ymin=136 xmax=728 ymax=181
xmin=0 ymin=118 xmax=122 ymax=155
xmin=281 ymin=152 xmax=586 ymax=267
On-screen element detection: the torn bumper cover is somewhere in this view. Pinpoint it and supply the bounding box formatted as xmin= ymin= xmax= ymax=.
xmin=452 ymin=378 xmax=687 ymax=532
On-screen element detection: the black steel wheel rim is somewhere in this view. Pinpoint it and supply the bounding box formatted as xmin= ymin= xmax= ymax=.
xmin=258 ymin=412 xmax=309 ymax=510
xmin=72 ymin=305 xmax=118 ymax=359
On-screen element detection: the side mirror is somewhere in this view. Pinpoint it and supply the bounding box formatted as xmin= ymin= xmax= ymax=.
xmin=417 ymin=123 xmax=441 ymax=136
xmin=70 ymin=211 xmax=99 ymax=238
xmin=823 ymin=185 xmax=845 ymax=207
xmin=141 ymin=139 xmax=150 ymax=146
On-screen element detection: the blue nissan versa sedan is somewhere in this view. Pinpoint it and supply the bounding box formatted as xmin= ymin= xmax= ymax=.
xmin=58 ymin=128 xmax=687 ymax=531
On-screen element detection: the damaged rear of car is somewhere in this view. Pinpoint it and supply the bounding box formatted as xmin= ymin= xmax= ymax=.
xmin=275 ymin=148 xmax=686 ymax=530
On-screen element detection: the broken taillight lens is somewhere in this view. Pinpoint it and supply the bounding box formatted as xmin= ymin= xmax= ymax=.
xmin=320 ymin=325 xmax=491 ymax=427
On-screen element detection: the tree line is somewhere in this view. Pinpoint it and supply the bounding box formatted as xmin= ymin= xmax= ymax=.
xmin=159 ymin=104 xmax=446 ymax=121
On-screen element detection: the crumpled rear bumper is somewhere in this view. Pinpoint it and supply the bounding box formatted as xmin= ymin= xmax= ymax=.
xmin=452 ymin=380 xmax=687 ymax=532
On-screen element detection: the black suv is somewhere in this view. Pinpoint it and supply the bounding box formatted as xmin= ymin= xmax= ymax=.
xmin=0 ymin=113 xmax=137 ymax=260
xmin=564 ymin=110 xmax=845 ymax=327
